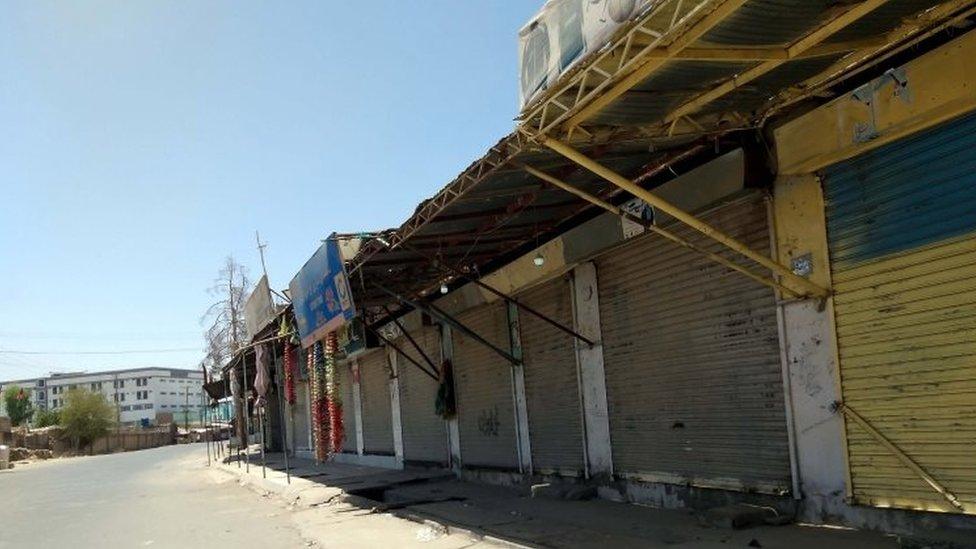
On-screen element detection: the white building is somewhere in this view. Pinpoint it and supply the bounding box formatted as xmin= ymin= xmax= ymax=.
xmin=0 ymin=367 xmax=205 ymax=426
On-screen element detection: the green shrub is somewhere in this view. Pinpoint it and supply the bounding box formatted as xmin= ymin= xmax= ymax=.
xmin=60 ymin=388 xmax=115 ymax=448
xmin=2 ymin=385 xmax=33 ymax=426
xmin=34 ymin=408 xmax=61 ymax=428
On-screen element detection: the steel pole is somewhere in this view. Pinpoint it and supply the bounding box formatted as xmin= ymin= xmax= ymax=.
xmin=243 ymin=354 xmax=250 ymax=473
xmin=275 ymin=349 xmax=291 ymax=484
xmin=519 ymin=163 xmax=807 ymax=299
xmin=536 ymin=135 xmax=830 ymax=299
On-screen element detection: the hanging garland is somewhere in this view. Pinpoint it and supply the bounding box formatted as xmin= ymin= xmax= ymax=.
xmin=312 ymin=340 xmax=331 ymax=462
xmin=283 ymin=343 xmax=297 ymax=406
xmin=280 ymin=318 xmax=298 ymax=406
xmin=306 ymin=347 xmax=319 ymax=460
xmin=325 ymin=331 xmax=344 ymax=455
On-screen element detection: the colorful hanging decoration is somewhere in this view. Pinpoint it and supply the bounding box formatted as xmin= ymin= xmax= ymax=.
xmin=283 ymin=343 xmax=297 ymax=406
xmin=279 ymin=317 xmax=298 ymax=406
xmin=306 ymin=347 xmax=319 ymax=460
xmin=312 ymin=340 xmax=331 ymax=462
xmin=325 ymin=331 xmax=344 ymax=455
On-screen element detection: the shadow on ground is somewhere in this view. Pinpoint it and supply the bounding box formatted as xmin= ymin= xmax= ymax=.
xmin=215 ymin=449 xmax=903 ymax=549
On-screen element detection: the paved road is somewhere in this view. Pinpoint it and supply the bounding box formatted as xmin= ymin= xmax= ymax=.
xmin=0 ymin=444 xmax=308 ymax=549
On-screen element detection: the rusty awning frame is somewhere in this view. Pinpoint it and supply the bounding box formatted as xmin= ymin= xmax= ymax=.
xmin=348 ymin=0 xmax=974 ymax=310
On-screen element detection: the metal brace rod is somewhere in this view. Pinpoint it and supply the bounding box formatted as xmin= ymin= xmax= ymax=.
xmin=365 ymin=324 xmax=439 ymax=382
xmin=535 ymin=136 xmax=831 ymax=299
xmin=394 ymin=241 xmax=596 ymax=348
xmin=381 ymin=304 xmax=439 ymax=373
xmin=373 ymin=281 xmax=521 ymax=367
xmin=836 ymin=402 xmax=965 ymax=512
xmin=519 ymin=163 xmax=806 ymax=299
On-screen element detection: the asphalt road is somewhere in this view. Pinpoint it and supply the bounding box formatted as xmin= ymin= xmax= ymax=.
xmin=0 ymin=444 xmax=308 ymax=549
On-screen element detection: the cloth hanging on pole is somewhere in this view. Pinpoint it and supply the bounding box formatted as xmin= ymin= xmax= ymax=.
xmin=254 ymin=344 xmax=271 ymax=406
xmin=435 ymin=359 xmax=457 ymax=419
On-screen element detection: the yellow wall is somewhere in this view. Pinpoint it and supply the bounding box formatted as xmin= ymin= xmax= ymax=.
xmin=776 ymin=29 xmax=976 ymax=175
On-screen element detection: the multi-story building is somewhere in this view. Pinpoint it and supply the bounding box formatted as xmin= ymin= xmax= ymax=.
xmin=0 ymin=367 xmax=205 ymax=426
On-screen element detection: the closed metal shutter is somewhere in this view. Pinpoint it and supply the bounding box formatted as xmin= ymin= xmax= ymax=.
xmin=294 ymin=380 xmax=311 ymax=453
xmin=822 ymin=112 xmax=976 ymax=514
xmin=453 ymin=302 xmax=519 ymax=469
xmin=396 ymin=328 xmax=448 ymax=465
xmin=338 ymin=360 xmax=356 ymax=453
xmin=359 ymin=349 xmax=394 ymax=455
xmin=597 ymin=193 xmax=790 ymax=493
xmin=518 ymin=276 xmax=584 ymax=476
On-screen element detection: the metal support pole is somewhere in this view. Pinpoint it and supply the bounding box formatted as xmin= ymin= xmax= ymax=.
xmin=204 ymin=393 xmax=211 ymax=466
xmin=394 ymin=242 xmax=595 ymax=347
xmin=382 ymin=304 xmax=438 ymax=371
xmin=837 ymin=402 xmax=964 ymax=512
xmin=534 ymin=136 xmax=830 ymax=299
xmin=373 ymin=282 xmax=521 ymax=366
xmin=520 ymin=163 xmax=807 ymax=299
xmin=366 ymin=324 xmax=439 ymax=381
xmin=274 ymin=347 xmax=290 ymax=484
xmin=260 ymin=403 xmax=267 ymax=479
xmin=243 ymin=354 xmax=250 ymax=473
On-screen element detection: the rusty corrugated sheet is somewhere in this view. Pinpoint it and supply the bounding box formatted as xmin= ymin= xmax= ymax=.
xmin=453 ymin=302 xmax=520 ymax=469
xmin=823 ymin=110 xmax=976 ymax=514
xmin=596 ymin=193 xmax=791 ymax=493
xmin=395 ymin=328 xmax=449 ymax=465
xmin=518 ymin=276 xmax=585 ymax=476
xmin=359 ymin=349 xmax=395 ymax=455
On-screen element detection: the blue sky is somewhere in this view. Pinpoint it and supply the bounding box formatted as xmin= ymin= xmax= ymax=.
xmin=0 ymin=1 xmax=540 ymax=379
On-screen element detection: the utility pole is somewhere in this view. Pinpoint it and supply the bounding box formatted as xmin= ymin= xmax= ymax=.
xmin=256 ymin=231 xmax=276 ymax=307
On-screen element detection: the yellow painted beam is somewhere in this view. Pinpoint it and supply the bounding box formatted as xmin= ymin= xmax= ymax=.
xmin=839 ymin=403 xmax=966 ymax=512
xmin=634 ymin=39 xmax=885 ymax=61
xmin=776 ymin=15 xmax=976 ymax=174
xmin=564 ymin=0 xmax=749 ymax=132
xmin=665 ymin=0 xmax=892 ymax=123
xmin=520 ymin=163 xmax=807 ymax=299
xmin=537 ymin=136 xmax=830 ymax=299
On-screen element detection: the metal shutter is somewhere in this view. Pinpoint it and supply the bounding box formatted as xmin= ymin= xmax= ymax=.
xmin=396 ymin=328 xmax=449 ymax=465
xmin=359 ymin=349 xmax=394 ymax=455
xmin=822 ymin=112 xmax=976 ymax=514
xmin=453 ymin=302 xmax=519 ymax=469
xmin=338 ymin=360 xmax=356 ymax=453
xmin=293 ymin=380 xmax=312 ymax=453
xmin=518 ymin=276 xmax=585 ymax=476
xmin=596 ymin=193 xmax=790 ymax=493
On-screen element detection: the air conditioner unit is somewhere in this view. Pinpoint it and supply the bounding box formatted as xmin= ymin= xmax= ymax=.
xmin=518 ymin=0 xmax=585 ymax=109
xmin=583 ymin=0 xmax=646 ymax=53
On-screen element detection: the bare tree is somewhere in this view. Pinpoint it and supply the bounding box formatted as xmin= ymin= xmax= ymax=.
xmin=201 ymin=256 xmax=252 ymax=376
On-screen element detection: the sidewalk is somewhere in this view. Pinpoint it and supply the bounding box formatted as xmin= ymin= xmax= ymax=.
xmin=211 ymin=449 xmax=913 ymax=549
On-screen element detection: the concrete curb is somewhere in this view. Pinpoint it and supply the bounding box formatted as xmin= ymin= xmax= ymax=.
xmin=212 ymin=460 xmax=530 ymax=548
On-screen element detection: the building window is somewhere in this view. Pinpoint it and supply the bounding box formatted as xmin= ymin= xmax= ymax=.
xmin=145 ymin=404 xmax=153 ymax=410
xmin=137 ymin=390 xmax=148 ymax=400
xmin=90 ymin=382 xmax=102 ymax=391
xmin=36 ymin=379 xmax=45 ymax=387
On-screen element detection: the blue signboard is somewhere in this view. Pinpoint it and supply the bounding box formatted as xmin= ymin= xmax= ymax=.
xmin=289 ymin=237 xmax=357 ymax=348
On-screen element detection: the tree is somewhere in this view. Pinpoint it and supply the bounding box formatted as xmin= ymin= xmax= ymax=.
xmin=201 ymin=256 xmax=252 ymax=376
xmin=2 ymin=385 xmax=33 ymax=426
xmin=34 ymin=408 xmax=61 ymax=428
xmin=60 ymin=388 xmax=115 ymax=449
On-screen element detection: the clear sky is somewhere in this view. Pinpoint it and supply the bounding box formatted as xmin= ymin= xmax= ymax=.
xmin=0 ymin=1 xmax=541 ymax=380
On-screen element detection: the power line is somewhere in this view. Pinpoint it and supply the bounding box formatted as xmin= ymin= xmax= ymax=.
xmin=0 ymin=347 xmax=200 ymax=356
